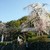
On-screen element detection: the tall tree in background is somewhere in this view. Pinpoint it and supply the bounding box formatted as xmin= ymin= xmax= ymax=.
xmin=24 ymin=3 xmax=50 ymax=36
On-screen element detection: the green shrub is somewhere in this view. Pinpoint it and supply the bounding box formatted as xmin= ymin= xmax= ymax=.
xmin=27 ymin=35 xmax=48 ymax=42
xmin=37 ymin=35 xmax=48 ymax=42
xmin=0 ymin=42 xmax=6 ymax=46
xmin=26 ymin=31 xmax=37 ymax=42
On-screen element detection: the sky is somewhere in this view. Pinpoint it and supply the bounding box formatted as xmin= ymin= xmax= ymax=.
xmin=0 ymin=0 xmax=50 ymax=22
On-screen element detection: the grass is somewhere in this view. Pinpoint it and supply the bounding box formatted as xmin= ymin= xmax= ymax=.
xmin=0 ymin=41 xmax=12 ymax=45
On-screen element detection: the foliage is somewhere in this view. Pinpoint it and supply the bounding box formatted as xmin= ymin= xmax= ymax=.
xmin=26 ymin=31 xmax=36 ymax=42
xmin=26 ymin=3 xmax=50 ymax=35
xmin=6 ymin=20 xmax=20 ymax=28
xmin=0 ymin=14 xmax=49 ymax=43
xmin=6 ymin=16 xmax=27 ymax=28
xmin=48 ymin=35 xmax=50 ymax=38
xmin=37 ymin=35 xmax=48 ymax=42
xmin=0 ymin=21 xmax=2 ymax=23
xmin=27 ymin=35 xmax=48 ymax=42
xmin=5 ymin=16 xmax=27 ymax=41
xmin=0 ymin=42 xmax=6 ymax=45
xmin=26 ymin=31 xmax=48 ymax=42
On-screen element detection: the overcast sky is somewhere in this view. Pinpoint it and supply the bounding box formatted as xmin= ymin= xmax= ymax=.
xmin=0 ymin=0 xmax=50 ymax=22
